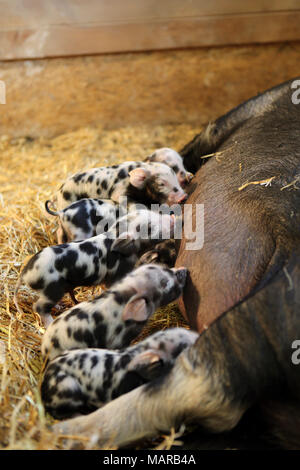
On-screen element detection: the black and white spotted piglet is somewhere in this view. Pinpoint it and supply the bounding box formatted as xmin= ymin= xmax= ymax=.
xmin=56 ymin=160 xmax=187 ymax=210
xmin=108 ymin=208 xmax=177 ymax=254
xmin=41 ymin=327 xmax=199 ymax=419
xmin=41 ymin=264 xmax=188 ymax=360
xmin=45 ymin=197 xmax=141 ymax=244
xmin=14 ymin=234 xmax=136 ymax=328
xmin=45 ymin=198 xmax=117 ymax=244
xmin=144 ymin=148 xmax=194 ymax=188
xmin=14 ymin=211 xmax=175 ymax=327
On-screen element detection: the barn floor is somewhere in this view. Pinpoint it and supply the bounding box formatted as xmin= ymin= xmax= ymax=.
xmin=0 ymin=116 xmax=282 ymax=452
xmin=1 ymin=40 xmax=299 ymax=450
xmin=0 ymin=122 xmax=196 ymax=450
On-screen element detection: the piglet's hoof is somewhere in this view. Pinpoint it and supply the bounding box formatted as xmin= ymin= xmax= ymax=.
xmin=41 ymin=314 xmax=54 ymax=329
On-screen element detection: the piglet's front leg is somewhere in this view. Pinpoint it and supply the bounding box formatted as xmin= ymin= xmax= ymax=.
xmin=68 ymin=289 xmax=78 ymax=305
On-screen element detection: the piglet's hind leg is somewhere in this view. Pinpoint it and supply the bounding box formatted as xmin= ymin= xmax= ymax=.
xmin=33 ymin=296 xmax=55 ymax=328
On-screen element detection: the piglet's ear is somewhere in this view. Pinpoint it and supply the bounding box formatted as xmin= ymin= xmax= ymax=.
xmin=129 ymin=168 xmax=151 ymax=189
xmin=127 ymin=349 xmax=166 ymax=380
xmin=148 ymin=252 xmax=159 ymax=261
xmin=111 ymin=234 xmax=135 ymax=255
xmin=139 ymin=251 xmax=159 ymax=264
xmin=122 ymin=296 xmax=153 ymax=322
xmin=143 ymin=153 xmax=156 ymax=163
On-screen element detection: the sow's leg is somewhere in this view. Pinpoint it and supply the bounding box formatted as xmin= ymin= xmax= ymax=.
xmin=180 ymin=78 xmax=296 ymax=173
xmin=52 ymin=256 xmax=300 ymax=448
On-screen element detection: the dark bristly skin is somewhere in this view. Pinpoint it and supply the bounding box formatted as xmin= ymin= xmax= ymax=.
xmin=179 ymin=79 xmax=295 ymax=174
xmin=178 ymin=77 xmax=300 ymax=333
xmin=53 ymin=78 xmax=300 ymax=449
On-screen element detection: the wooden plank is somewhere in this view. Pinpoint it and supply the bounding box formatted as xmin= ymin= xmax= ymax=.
xmin=0 ymin=42 xmax=299 ymax=138
xmin=1 ymin=10 xmax=300 ymax=60
xmin=2 ymin=0 xmax=300 ymax=29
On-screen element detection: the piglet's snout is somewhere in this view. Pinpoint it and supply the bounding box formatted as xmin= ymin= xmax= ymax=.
xmin=178 ymin=172 xmax=194 ymax=188
xmin=172 ymin=266 xmax=188 ymax=286
xmin=185 ymin=172 xmax=194 ymax=184
xmin=167 ymin=191 xmax=188 ymax=205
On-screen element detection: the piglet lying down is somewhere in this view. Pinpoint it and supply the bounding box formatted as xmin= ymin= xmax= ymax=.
xmin=56 ymin=160 xmax=187 ymax=210
xmin=41 ymin=264 xmax=188 ymax=360
xmin=41 ymin=327 xmax=198 ymax=419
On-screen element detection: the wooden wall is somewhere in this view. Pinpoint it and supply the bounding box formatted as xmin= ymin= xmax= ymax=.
xmin=1 ymin=0 xmax=300 ymax=60
xmin=0 ymin=42 xmax=299 ymax=138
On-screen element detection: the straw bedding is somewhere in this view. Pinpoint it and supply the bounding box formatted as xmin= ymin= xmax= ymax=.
xmin=0 ymin=122 xmax=199 ymax=449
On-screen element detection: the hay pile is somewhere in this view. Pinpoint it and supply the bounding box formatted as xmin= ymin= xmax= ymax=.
xmin=0 ymin=122 xmax=198 ymax=449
